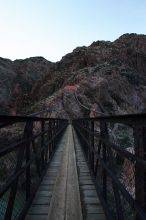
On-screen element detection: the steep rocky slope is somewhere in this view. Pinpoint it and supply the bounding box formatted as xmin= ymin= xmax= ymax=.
xmin=0 ymin=33 xmax=146 ymax=118
xmin=0 ymin=57 xmax=53 ymax=114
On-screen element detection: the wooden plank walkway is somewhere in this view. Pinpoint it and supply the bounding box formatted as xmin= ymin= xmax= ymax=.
xmin=73 ymin=129 xmax=106 ymax=220
xmin=26 ymin=125 xmax=105 ymax=220
xmin=47 ymin=125 xmax=82 ymax=220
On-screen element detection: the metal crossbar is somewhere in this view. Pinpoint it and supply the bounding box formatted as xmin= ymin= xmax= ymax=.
xmin=0 ymin=111 xmax=68 ymax=220
xmin=73 ymin=114 xmax=146 ymax=220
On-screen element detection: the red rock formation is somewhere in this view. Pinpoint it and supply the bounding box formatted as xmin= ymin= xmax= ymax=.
xmin=64 ymin=85 xmax=78 ymax=91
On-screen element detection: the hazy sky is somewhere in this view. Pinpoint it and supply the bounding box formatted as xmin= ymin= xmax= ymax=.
xmin=0 ymin=0 xmax=146 ymax=62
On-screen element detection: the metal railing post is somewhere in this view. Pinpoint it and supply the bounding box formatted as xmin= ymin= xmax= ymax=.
xmin=41 ymin=121 xmax=45 ymax=168
xmin=49 ymin=120 xmax=53 ymax=157
xmin=90 ymin=121 xmax=95 ymax=172
xmin=100 ymin=121 xmax=107 ymax=202
xmin=26 ymin=121 xmax=33 ymax=200
xmin=134 ymin=125 xmax=146 ymax=220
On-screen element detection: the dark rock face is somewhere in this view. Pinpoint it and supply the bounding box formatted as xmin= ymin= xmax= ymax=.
xmin=0 ymin=57 xmax=54 ymax=115
xmin=0 ymin=33 xmax=146 ymax=118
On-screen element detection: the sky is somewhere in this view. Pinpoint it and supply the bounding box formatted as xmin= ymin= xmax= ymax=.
xmin=0 ymin=0 xmax=146 ymax=62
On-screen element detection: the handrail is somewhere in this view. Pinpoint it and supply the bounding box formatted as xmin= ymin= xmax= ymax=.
xmin=73 ymin=115 xmax=146 ymax=220
xmin=75 ymin=112 xmax=146 ymax=120
xmin=0 ymin=111 xmax=68 ymax=220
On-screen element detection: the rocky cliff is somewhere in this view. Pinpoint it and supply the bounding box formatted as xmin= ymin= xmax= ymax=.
xmin=0 ymin=33 xmax=146 ymax=118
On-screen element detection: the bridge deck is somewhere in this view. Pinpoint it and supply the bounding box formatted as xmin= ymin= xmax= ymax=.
xmin=26 ymin=125 xmax=105 ymax=220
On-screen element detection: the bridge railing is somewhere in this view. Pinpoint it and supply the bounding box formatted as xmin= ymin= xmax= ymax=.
xmin=73 ymin=114 xmax=146 ymax=220
xmin=0 ymin=113 xmax=68 ymax=220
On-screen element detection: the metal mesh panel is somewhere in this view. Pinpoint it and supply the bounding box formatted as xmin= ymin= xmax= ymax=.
xmin=106 ymin=145 xmax=135 ymax=198
xmin=11 ymin=174 xmax=26 ymax=220
xmin=106 ymin=176 xmax=117 ymax=219
xmin=0 ymin=191 xmax=10 ymax=219
xmin=0 ymin=123 xmax=25 ymax=149
xmin=119 ymin=191 xmax=136 ymax=220
xmin=107 ymin=123 xmax=135 ymax=198
xmin=95 ymin=159 xmax=103 ymax=190
xmin=0 ymin=149 xmax=18 ymax=187
xmin=108 ymin=123 xmax=134 ymax=150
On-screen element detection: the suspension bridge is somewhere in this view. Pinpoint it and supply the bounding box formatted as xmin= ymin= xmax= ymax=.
xmin=0 ymin=105 xmax=146 ymax=219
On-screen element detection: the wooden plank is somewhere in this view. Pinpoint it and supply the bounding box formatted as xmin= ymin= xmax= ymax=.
xmin=79 ymin=173 xmax=90 ymax=176
xmin=84 ymin=197 xmax=100 ymax=204
xmin=32 ymin=197 xmax=50 ymax=205
xmin=35 ymin=191 xmax=52 ymax=197
xmin=86 ymin=204 xmax=104 ymax=214
xmin=29 ymin=205 xmax=49 ymax=214
xmin=38 ymin=185 xmax=53 ymax=191
xmin=79 ymin=180 xmax=93 ymax=185
xmin=41 ymin=180 xmax=55 ymax=185
xmin=86 ymin=213 xmax=106 ymax=220
xmin=45 ymin=172 xmax=57 ymax=175
xmin=82 ymin=190 xmax=98 ymax=197
xmin=40 ymin=183 xmax=53 ymax=187
xmin=80 ymin=185 xmax=95 ymax=190
xmin=42 ymin=178 xmax=56 ymax=183
xmin=79 ymin=176 xmax=92 ymax=180
xmin=25 ymin=215 xmax=47 ymax=220
xmin=79 ymin=170 xmax=90 ymax=174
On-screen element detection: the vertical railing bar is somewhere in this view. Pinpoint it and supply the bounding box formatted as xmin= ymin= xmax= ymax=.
xmin=134 ymin=125 xmax=146 ymax=220
xmin=53 ymin=120 xmax=56 ymax=150
xmin=41 ymin=121 xmax=45 ymax=169
xmin=32 ymin=139 xmax=41 ymax=177
xmin=44 ymin=121 xmax=49 ymax=163
xmin=90 ymin=121 xmax=95 ymax=173
xmin=100 ymin=121 xmax=107 ymax=203
xmin=95 ymin=139 xmax=102 ymax=178
xmin=49 ymin=120 xmax=53 ymax=158
xmin=26 ymin=121 xmax=33 ymax=200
